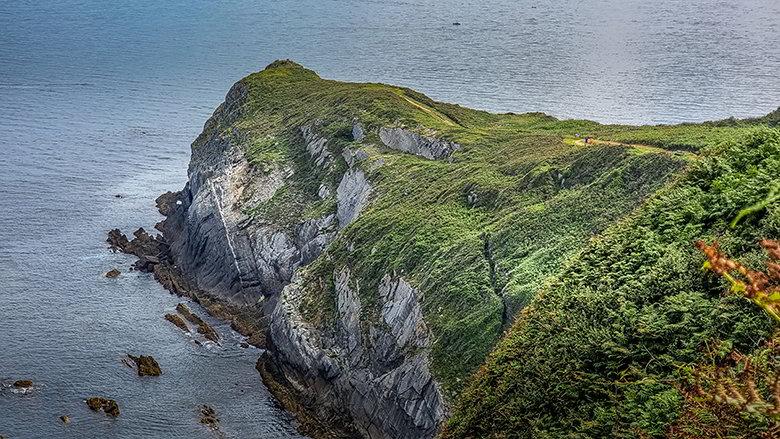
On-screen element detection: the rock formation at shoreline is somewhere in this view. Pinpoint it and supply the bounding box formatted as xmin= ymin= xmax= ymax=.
xmin=113 ymin=60 xmax=780 ymax=438
xmin=164 ymin=313 xmax=190 ymax=332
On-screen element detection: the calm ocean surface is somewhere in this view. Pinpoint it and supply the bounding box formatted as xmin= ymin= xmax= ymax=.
xmin=0 ymin=1 xmax=778 ymax=438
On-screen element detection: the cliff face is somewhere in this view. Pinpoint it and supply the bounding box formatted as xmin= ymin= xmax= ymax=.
xmin=155 ymin=61 xmax=743 ymax=438
xmin=157 ymin=67 xmax=447 ymax=438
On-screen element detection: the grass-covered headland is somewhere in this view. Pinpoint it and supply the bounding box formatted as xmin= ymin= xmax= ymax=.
xmin=214 ymin=61 xmax=779 ymax=437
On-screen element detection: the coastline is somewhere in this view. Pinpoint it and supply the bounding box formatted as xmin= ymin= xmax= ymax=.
xmin=108 ymin=193 xmax=355 ymax=439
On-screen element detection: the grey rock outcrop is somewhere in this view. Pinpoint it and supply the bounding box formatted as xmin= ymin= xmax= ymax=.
xmin=157 ymin=87 xmax=340 ymax=305
xmin=378 ymin=127 xmax=460 ymax=160
xmin=268 ymin=269 xmax=446 ymax=439
xmin=156 ymin=80 xmax=444 ymax=439
xmin=337 ymin=168 xmax=371 ymax=228
xmin=352 ymin=120 xmax=365 ymax=142
xmin=300 ymin=122 xmax=334 ymax=168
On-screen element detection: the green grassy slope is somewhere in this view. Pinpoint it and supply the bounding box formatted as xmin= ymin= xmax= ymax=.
xmin=443 ymin=127 xmax=779 ymax=437
xmin=212 ymin=62 xmax=776 ymax=435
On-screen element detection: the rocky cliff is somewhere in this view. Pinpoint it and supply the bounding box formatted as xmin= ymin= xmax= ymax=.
xmin=151 ymin=60 xmax=744 ymax=438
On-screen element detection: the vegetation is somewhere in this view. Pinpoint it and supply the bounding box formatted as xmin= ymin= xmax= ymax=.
xmin=444 ymin=127 xmax=779 ymax=438
xmin=208 ymin=61 xmax=778 ymax=437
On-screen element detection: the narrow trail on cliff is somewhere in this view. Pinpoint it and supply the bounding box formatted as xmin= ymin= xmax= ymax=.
xmin=571 ymin=137 xmax=697 ymax=159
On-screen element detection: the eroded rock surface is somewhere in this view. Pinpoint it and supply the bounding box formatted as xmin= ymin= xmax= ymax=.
xmin=86 ymin=397 xmax=120 ymax=417
xmin=127 ymin=354 xmax=162 ymax=376
xmin=267 ymin=270 xmax=446 ymax=439
xmin=116 ymin=76 xmax=444 ymax=439
xmin=378 ymin=127 xmax=460 ymax=160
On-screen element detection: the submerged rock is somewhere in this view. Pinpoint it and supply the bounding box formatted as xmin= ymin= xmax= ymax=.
xmin=177 ymin=303 xmax=219 ymax=343
xmin=127 ymin=354 xmax=162 ymax=376
xmin=104 ymin=268 xmax=121 ymax=278
xmin=198 ymin=404 xmax=220 ymax=431
xmin=164 ymin=313 xmax=190 ymax=332
xmin=86 ymin=397 xmax=120 ymax=417
xmin=197 ymin=322 xmax=220 ymax=343
xmin=13 ymin=380 xmax=33 ymax=389
xmin=176 ymin=303 xmax=202 ymax=325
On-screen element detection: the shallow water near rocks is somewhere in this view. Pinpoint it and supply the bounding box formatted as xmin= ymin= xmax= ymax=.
xmin=0 ymin=0 xmax=778 ymax=438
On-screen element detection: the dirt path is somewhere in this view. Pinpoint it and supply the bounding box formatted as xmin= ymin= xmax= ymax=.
xmin=572 ymin=138 xmax=696 ymax=158
xmin=398 ymin=93 xmax=459 ymax=127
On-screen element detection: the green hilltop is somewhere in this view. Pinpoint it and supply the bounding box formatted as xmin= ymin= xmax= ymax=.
xmin=213 ymin=61 xmax=779 ymax=437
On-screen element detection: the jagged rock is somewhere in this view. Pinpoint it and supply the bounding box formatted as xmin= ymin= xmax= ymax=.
xmin=86 ymin=397 xmax=120 ymax=417
xmin=197 ymin=322 xmax=220 ymax=343
xmin=127 ymin=354 xmax=161 ymax=376
xmin=300 ymin=122 xmax=333 ymax=168
xmin=13 ymin=380 xmax=32 ymax=389
xmin=246 ymin=332 xmax=266 ymax=348
xmin=106 ymin=229 xmax=130 ymax=252
xmin=165 ymin=313 xmax=190 ymax=332
xmin=105 ymin=268 xmax=120 ymax=278
xmin=352 ymin=120 xmax=365 ymax=142
xmin=230 ymin=318 xmax=252 ymax=336
xmin=155 ymin=191 xmax=180 ymax=217
xmin=59 ymin=415 xmax=70 ymax=424
xmin=268 ymin=270 xmax=445 ymax=439
xmin=337 ymin=168 xmax=371 ymax=228
xmin=317 ymin=184 xmax=331 ymax=199
xmin=138 ymin=76 xmax=444 ymax=439
xmin=198 ymin=404 xmax=220 ymax=431
xmin=106 ymin=227 xmax=169 ymax=273
xmin=378 ymin=127 xmax=461 ymax=160
xmin=176 ymin=303 xmax=202 ymax=325
xmin=177 ymin=303 xmax=219 ymax=343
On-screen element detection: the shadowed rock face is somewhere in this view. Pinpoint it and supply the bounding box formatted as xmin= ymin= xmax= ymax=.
xmin=378 ymin=127 xmax=460 ymax=160
xmin=267 ymin=269 xmax=445 ymax=439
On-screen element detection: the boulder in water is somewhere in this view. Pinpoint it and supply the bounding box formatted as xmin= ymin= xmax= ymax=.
xmin=86 ymin=397 xmax=120 ymax=417
xmin=199 ymin=404 xmax=220 ymax=431
xmin=105 ymin=268 xmax=121 ymax=278
xmin=165 ymin=313 xmax=189 ymax=332
xmin=13 ymin=380 xmax=33 ymax=389
xmin=59 ymin=415 xmax=70 ymax=424
xmin=127 ymin=354 xmax=162 ymax=376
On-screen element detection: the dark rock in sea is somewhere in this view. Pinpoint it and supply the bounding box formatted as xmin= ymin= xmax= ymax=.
xmin=176 ymin=303 xmax=202 ymax=325
xmin=127 ymin=354 xmax=162 ymax=376
xmin=177 ymin=303 xmax=219 ymax=343
xmin=106 ymin=229 xmax=130 ymax=252
xmin=106 ymin=228 xmax=169 ymax=273
xmin=105 ymin=268 xmax=121 ymax=278
xmin=13 ymin=380 xmax=33 ymax=388
xmin=246 ymin=332 xmax=266 ymax=349
xmin=59 ymin=415 xmax=70 ymax=424
xmin=165 ymin=313 xmax=190 ymax=332
xmin=198 ymin=404 xmax=221 ymax=432
xmin=240 ymin=342 xmax=250 ymax=349
xmin=153 ymin=263 xmax=190 ymax=296
xmin=453 ymin=22 xmax=461 ymax=25
xmin=86 ymin=397 xmax=120 ymax=417
xmin=156 ymin=191 xmax=180 ymax=217
xmin=230 ymin=318 xmax=252 ymax=337
xmin=197 ymin=322 xmax=220 ymax=343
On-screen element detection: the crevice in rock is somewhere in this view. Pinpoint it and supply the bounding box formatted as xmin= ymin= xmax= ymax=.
xmin=481 ymin=232 xmax=508 ymax=328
